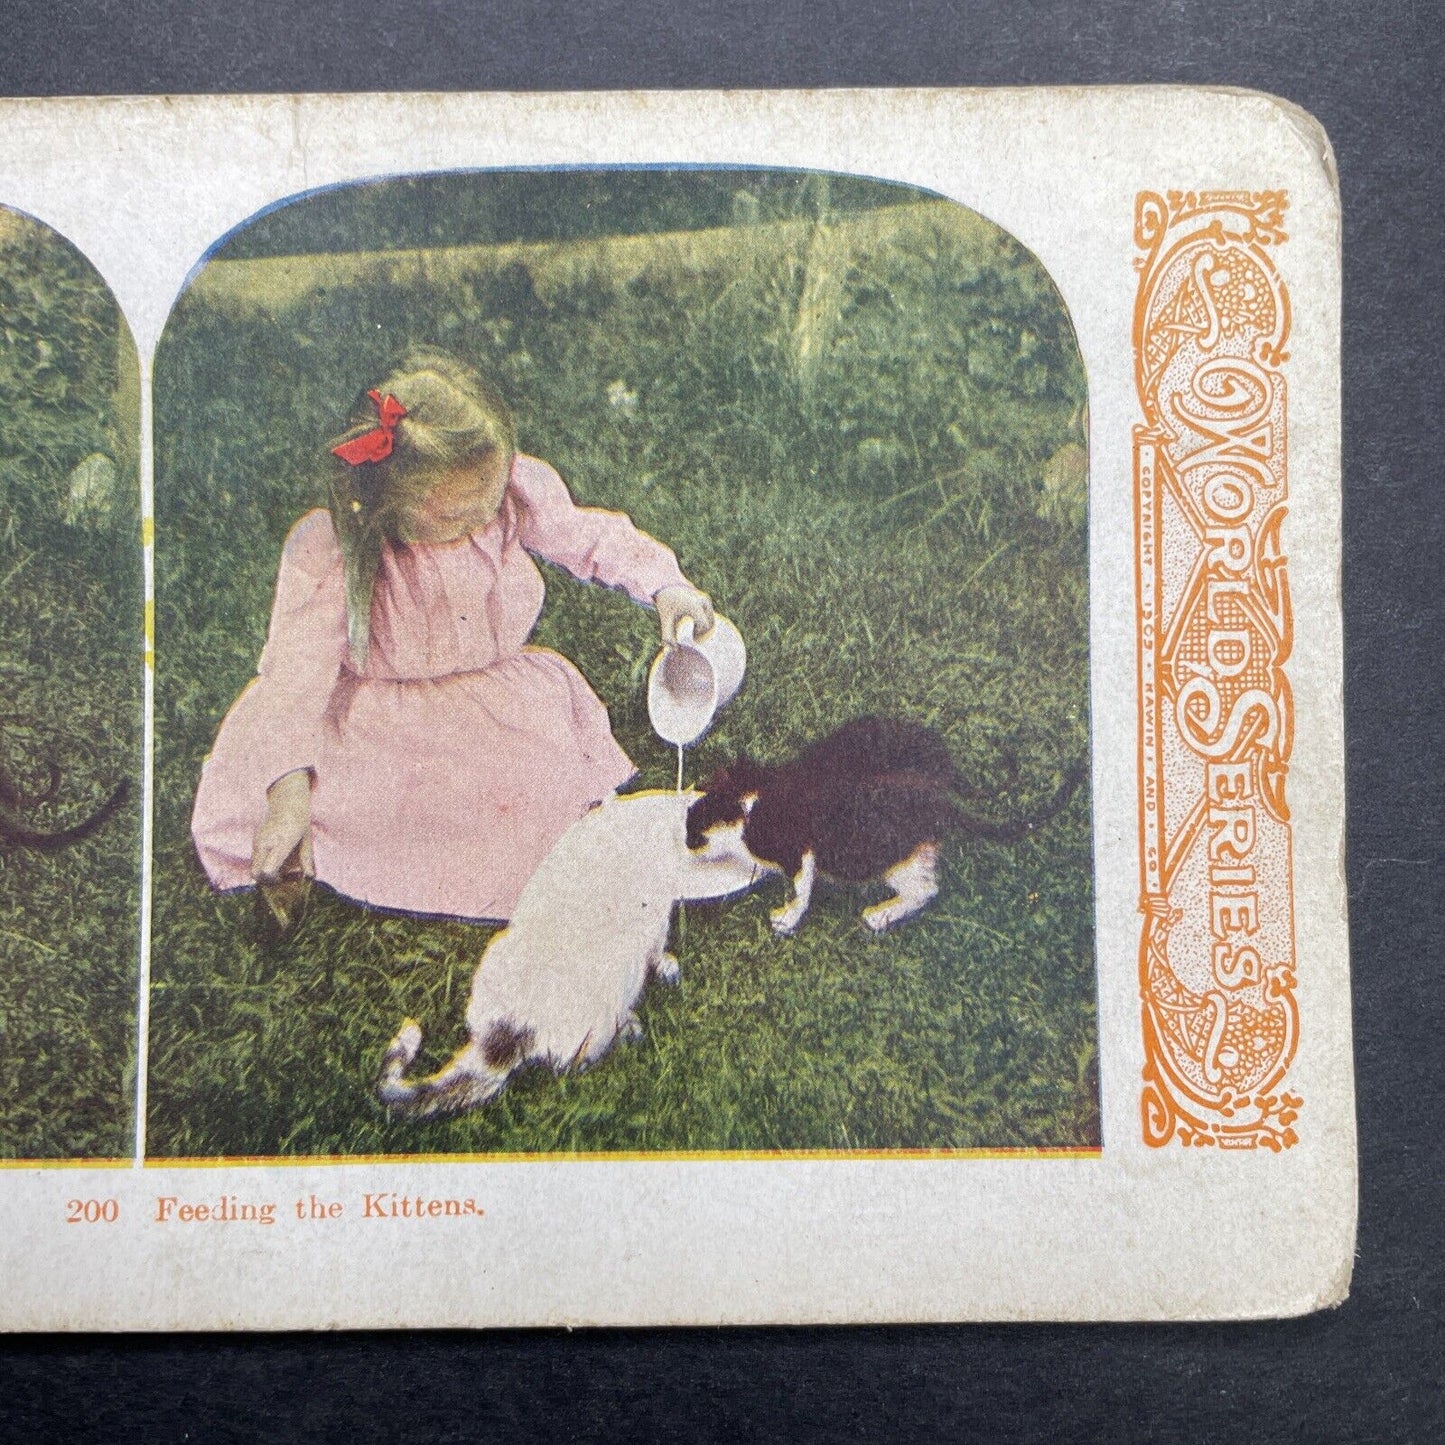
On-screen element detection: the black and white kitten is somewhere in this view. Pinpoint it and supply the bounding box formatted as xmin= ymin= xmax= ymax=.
xmin=686 ymin=716 xmax=1084 ymax=934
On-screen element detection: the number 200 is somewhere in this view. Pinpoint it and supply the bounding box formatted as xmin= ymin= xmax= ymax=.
xmin=65 ymin=1198 xmax=119 ymax=1224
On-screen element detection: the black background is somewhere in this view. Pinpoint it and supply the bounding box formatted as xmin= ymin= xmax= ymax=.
xmin=1 ymin=2 xmax=1441 ymax=1440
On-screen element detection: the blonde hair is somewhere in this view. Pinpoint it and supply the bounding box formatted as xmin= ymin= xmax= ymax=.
xmin=327 ymin=349 xmax=517 ymax=668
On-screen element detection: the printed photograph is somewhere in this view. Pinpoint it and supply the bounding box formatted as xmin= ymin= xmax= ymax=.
xmin=0 ymin=207 xmax=142 ymax=1160
xmin=149 ymin=168 xmax=1095 ymax=1159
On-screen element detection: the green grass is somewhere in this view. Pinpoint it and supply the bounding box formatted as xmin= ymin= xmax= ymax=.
xmin=0 ymin=214 xmax=142 ymax=1159
xmin=149 ymin=175 xmax=1095 ymax=1158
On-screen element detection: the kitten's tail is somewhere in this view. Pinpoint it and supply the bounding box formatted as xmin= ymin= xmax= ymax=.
xmin=377 ymin=1019 xmax=508 ymax=1122
xmin=948 ymin=757 xmax=1087 ymax=843
xmin=0 ymin=757 xmax=61 ymax=810
xmin=0 ymin=777 xmax=128 ymax=852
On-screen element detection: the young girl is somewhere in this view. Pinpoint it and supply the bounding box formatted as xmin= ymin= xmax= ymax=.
xmin=191 ymin=349 xmax=714 ymax=925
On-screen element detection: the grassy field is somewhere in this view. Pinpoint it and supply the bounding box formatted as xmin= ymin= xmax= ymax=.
xmin=150 ymin=173 xmax=1095 ymax=1158
xmin=0 ymin=211 xmax=142 ymax=1159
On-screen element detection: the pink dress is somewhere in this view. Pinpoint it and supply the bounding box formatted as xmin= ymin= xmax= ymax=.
xmin=191 ymin=454 xmax=688 ymax=921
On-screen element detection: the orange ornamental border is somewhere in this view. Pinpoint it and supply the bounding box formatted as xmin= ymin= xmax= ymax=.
xmin=1133 ymin=189 xmax=1301 ymax=1151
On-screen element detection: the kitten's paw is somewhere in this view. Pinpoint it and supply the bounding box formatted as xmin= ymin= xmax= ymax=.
xmin=770 ymin=904 xmax=804 ymax=935
xmin=619 ymin=1011 xmax=645 ymax=1043
xmin=655 ymin=952 xmax=681 ymax=984
xmin=863 ymin=898 xmax=934 ymax=932
xmin=388 ymin=1018 xmax=424 ymax=1062
xmin=862 ymin=902 xmax=903 ymax=933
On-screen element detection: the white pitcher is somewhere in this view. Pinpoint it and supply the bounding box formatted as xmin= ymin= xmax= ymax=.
xmin=646 ymin=614 xmax=747 ymax=747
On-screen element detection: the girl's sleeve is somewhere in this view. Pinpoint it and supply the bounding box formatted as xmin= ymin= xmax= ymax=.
xmin=192 ymin=509 xmax=348 ymax=890
xmin=214 ymin=509 xmax=349 ymax=788
xmin=511 ymin=455 xmax=689 ymax=603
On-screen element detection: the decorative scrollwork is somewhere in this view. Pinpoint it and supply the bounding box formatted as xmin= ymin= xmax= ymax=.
xmin=1134 ymin=190 xmax=1301 ymax=1150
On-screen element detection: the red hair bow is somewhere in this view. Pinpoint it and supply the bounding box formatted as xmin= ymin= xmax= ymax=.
xmin=331 ymin=390 xmax=408 ymax=465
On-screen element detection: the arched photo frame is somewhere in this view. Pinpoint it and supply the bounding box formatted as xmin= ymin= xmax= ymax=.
xmin=149 ymin=166 xmax=1096 ymax=1162
xmin=0 ymin=206 xmax=142 ymax=1162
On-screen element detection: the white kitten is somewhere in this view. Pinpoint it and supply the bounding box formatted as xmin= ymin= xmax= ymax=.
xmin=379 ymin=790 xmax=762 ymax=1119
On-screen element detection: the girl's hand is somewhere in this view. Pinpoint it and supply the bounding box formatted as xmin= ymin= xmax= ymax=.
xmin=654 ymin=584 xmax=715 ymax=644
xmin=252 ymin=768 xmax=315 ymax=883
